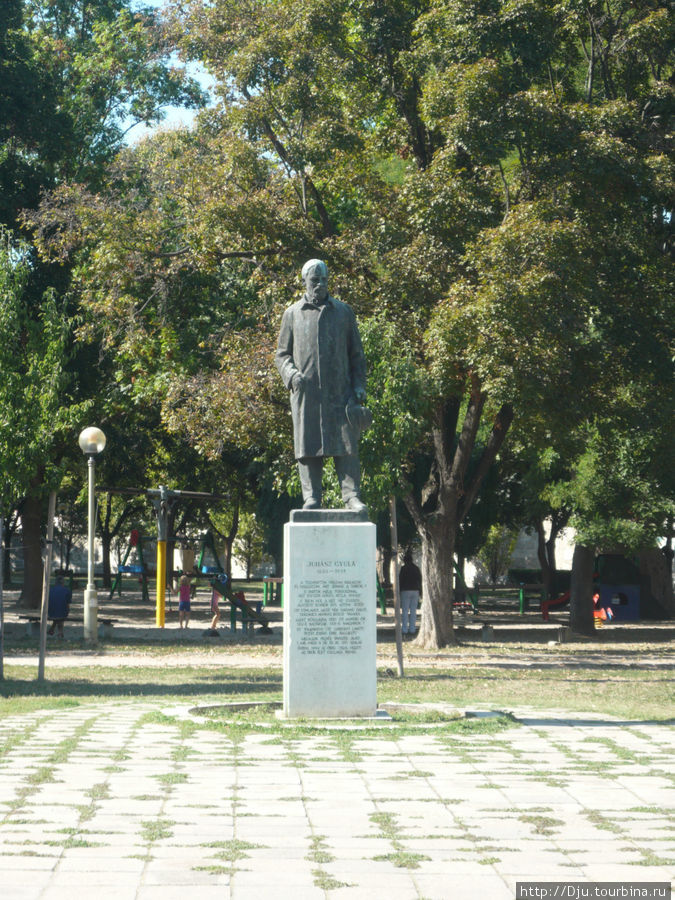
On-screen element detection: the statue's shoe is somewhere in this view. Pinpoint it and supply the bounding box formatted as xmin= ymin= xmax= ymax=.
xmin=345 ymin=497 xmax=367 ymax=513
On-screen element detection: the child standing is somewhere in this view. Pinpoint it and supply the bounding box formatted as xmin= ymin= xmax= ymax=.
xmin=209 ymin=583 xmax=220 ymax=632
xmin=178 ymin=574 xmax=191 ymax=628
xmin=207 ymin=574 xmax=228 ymax=636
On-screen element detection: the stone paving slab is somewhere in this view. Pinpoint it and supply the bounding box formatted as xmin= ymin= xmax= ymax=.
xmin=0 ymin=701 xmax=672 ymax=899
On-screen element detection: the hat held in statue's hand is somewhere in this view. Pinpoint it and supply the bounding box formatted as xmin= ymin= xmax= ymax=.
xmin=346 ymin=401 xmax=373 ymax=433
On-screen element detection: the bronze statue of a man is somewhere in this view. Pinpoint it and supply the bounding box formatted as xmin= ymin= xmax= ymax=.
xmin=275 ymin=259 xmax=370 ymax=512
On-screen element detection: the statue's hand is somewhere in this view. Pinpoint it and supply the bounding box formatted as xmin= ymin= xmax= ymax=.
xmin=355 ymin=387 xmax=366 ymax=404
xmin=291 ymin=372 xmax=305 ymax=392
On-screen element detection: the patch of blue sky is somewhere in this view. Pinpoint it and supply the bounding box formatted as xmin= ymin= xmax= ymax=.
xmin=125 ymin=0 xmax=216 ymax=143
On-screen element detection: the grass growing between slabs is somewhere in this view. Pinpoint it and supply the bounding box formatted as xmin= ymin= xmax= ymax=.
xmin=1 ymin=658 xmax=673 ymax=721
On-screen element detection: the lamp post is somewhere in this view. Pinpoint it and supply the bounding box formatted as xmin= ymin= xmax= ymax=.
xmin=78 ymin=427 xmax=106 ymax=643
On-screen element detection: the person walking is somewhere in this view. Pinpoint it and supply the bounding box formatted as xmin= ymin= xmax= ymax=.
xmin=399 ymin=551 xmax=422 ymax=636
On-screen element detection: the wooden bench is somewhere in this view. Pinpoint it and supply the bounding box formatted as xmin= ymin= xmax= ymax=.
xmin=17 ymin=615 xmax=117 ymax=638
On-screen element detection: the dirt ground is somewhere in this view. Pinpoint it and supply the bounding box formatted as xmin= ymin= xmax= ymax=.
xmin=2 ymin=584 xmax=673 ymax=670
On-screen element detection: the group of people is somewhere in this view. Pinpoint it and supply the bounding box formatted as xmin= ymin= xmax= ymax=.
xmin=47 ymin=558 xmax=421 ymax=637
xmin=173 ymin=573 xmax=223 ymax=632
xmin=46 ymin=572 xmax=223 ymax=635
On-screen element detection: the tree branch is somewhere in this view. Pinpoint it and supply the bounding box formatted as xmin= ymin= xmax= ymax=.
xmin=242 ymin=88 xmax=334 ymax=237
xmin=402 ymin=489 xmax=426 ymax=538
xmin=498 ymin=161 xmax=510 ymax=222
xmin=458 ymin=402 xmax=514 ymax=524
xmin=447 ymin=377 xmax=485 ymax=503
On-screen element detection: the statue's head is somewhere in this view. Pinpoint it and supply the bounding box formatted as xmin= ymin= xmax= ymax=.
xmin=302 ymin=259 xmax=328 ymax=305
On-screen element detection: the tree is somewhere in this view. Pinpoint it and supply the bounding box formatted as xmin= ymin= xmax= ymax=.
xmin=3 ymin=0 xmax=206 ymax=606
xmin=31 ymin=0 xmax=674 ymax=643
xmin=234 ymin=512 xmax=266 ymax=580
xmin=0 ymin=230 xmax=73 ymax=602
xmin=476 ymin=525 xmax=519 ymax=584
xmin=557 ymin=401 xmax=675 ymax=632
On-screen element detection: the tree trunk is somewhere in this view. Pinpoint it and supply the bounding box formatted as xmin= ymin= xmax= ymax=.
xmin=535 ymin=520 xmax=553 ymax=599
xmin=545 ymin=531 xmax=558 ymax=594
xmin=638 ymin=548 xmax=675 ymax=617
xmin=402 ymin=392 xmax=513 ymax=649
xmin=3 ymin=515 xmax=17 ymax=587
xmin=416 ymin=515 xmax=456 ymax=648
xmin=20 ymin=491 xmax=43 ymax=610
xmin=663 ymin=516 xmax=673 ymax=580
xmin=101 ymin=534 xmax=112 ymax=588
xmin=569 ymin=543 xmax=595 ymax=636
xmin=100 ymin=494 xmax=114 ymax=589
xmin=380 ymin=546 xmax=393 ymax=587
xmin=222 ymin=537 xmax=234 ymax=581
xmin=223 ymin=498 xmax=240 ymax=581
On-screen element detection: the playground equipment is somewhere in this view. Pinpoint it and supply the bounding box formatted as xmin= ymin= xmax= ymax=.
xmin=517 ymin=582 xmax=546 ymax=614
xmin=542 ymin=590 xmax=570 ymax=621
xmin=101 ymin=485 xmax=235 ymax=628
xmin=376 ymin=576 xmax=387 ymax=614
xmin=197 ymin=532 xmax=224 ymax=575
xmin=147 ymin=486 xmax=230 ymax=627
xmin=109 ymin=530 xmax=152 ymax=604
xmin=210 ymin=578 xmax=272 ymax=633
xmin=542 ymin=554 xmax=645 ymax=622
xmin=262 ymin=576 xmax=283 ymax=606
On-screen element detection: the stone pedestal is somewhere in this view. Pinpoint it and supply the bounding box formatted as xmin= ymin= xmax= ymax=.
xmin=283 ymin=509 xmax=377 ymax=718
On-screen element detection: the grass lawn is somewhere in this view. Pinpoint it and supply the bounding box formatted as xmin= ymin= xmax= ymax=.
xmin=1 ymin=657 xmax=672 ymax=722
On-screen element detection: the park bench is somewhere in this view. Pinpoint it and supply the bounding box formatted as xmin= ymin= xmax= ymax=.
xmin=17 ymin=615 xmax=117 ymax=638
xmin=262 ymin=576 xmax=283 ymax=606
xmin=472 ymin=581 xmax=545 ymax=614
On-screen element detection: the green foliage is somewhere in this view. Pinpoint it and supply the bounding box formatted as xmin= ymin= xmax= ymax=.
xmin=26 ymin=1 xmax=206 ymax=181
xmin=476 ymin=524 xmax=519 ymax=583
xmin=0 ymin=230 xmax=74 ymax=508
xmin=358 ymin=315 xmax=430 ymax=510
xmin=18 ymin=0 xmax=674 ymax=637
xmin=552 ymin=410 xmax=674 ymax=553
xmin=234 ymin=512 xmax=267 ymax=577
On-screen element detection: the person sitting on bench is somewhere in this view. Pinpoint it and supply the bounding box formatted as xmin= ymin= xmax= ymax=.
xmin=48 ymin=575 xmax=72 ymax=638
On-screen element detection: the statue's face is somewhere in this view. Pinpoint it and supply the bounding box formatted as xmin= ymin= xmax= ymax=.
xmin=304 ymin=266 xmax=328 ymax=304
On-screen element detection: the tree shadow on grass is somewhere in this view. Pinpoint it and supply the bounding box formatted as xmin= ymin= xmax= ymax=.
xmin=0 ymin=674 xmax=282 ymax=700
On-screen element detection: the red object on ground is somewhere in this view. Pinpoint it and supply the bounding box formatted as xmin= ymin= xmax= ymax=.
xmin=541 ymin=590 xmax=570 ymax=621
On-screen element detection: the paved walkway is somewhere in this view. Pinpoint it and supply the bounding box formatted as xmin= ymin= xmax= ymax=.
xmin=0 ymin=698 xmax=673 ymax=899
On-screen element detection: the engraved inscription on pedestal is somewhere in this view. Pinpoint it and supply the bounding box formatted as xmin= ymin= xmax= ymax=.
xmin=295 ymin=569 xmax=367 ymax=656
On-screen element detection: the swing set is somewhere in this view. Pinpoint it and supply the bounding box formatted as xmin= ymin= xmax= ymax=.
xmin=109 ymin=528 xmax=226 ymax=605
xmin=109 ymin=529 xmax=152 ymax=604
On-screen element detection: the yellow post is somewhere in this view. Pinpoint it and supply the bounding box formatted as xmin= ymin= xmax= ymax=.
xmin=156 ymin=540 xmax=166 ymax=627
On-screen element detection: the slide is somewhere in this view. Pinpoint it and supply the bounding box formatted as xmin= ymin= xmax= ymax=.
xmin=541 ymin=590 xmax=570 ymax=621
xmin=210 ymin=580 xmax=273 ymax=633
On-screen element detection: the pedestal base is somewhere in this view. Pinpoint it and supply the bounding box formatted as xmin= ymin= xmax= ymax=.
xmin=283 ymin=510 xmax=376 ymax=718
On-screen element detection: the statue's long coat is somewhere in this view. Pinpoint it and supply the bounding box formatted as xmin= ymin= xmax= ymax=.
xmin=275 ymin=295 xmax=367 ymax=460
